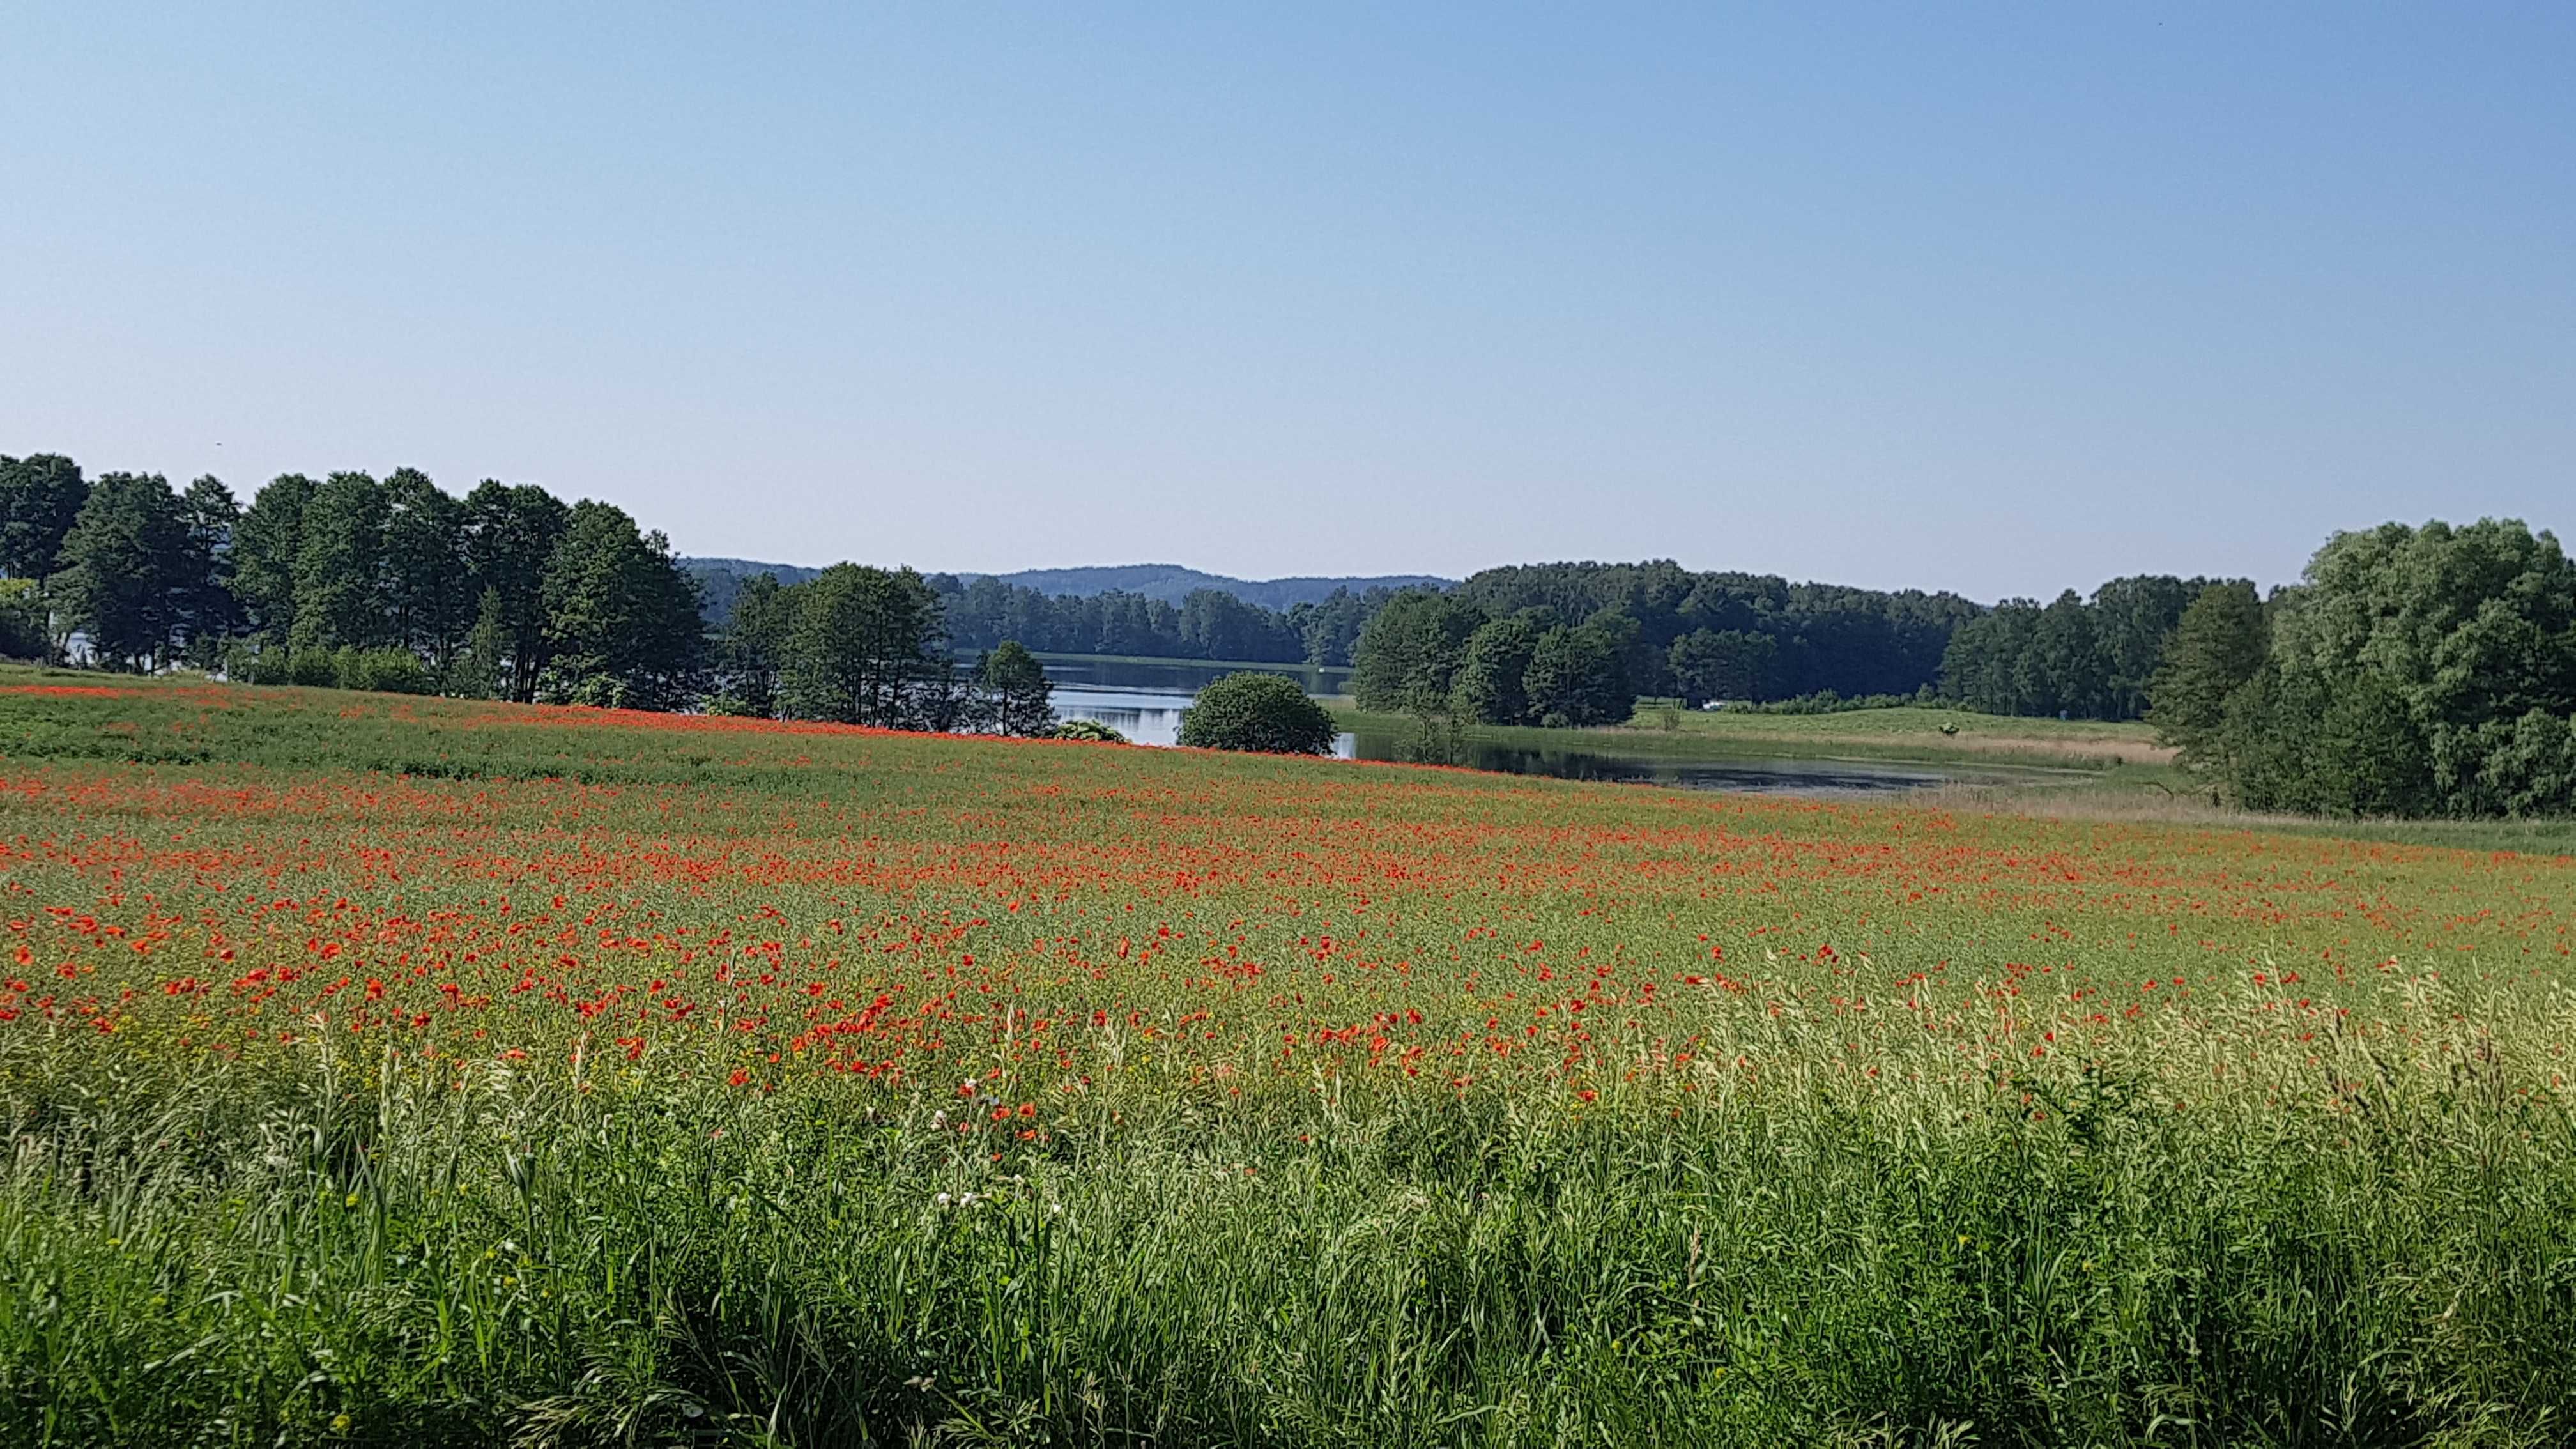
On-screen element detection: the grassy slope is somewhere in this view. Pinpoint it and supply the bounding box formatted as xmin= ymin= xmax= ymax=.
xmin=1 ymin=672 xmax=2572 ymax=1443
xmin=1333 ymin=703 xmax=2166 ymax=769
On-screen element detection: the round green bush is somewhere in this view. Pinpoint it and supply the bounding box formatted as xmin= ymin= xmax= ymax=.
xmin=1176 ymin=673 xmax=1338 ymax=755
xmin=341 ymin=647 xmax=434 ymax=696
xmin=1052 ymin=718 xmax=1129 ymax=744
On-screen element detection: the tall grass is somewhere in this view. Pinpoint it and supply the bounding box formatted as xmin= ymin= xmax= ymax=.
xmin=1 ymin=673 xmax=2572 ymax=1443
xmin=7 ymin=991 xmax=2572 ymax=1446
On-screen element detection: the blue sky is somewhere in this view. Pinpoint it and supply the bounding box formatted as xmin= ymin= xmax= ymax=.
xmin=5 ymin=4 xmax=2570 ymax=599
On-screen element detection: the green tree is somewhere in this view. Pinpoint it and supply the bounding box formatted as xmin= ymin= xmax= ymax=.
xmin=1522 ymin=622 xmax=1632 ymax=726
xmin=777 ymin=564 xmax=945 ymax=727
xmin=1178 ymin=588 xmax=1297 ymax=661
xmin=229 ymin=474 xmax=315 ymax=645
xmin=2089 ymin=574 xmax=2203 ymax=719
xmin=50 ymin=472 xmax=194 ymax=670
xmin=714 ymin=571 xmax=794 ymax=717
xmin=2201 ymin=519 xmax=2576 ymax=817
xmin=382 ymin=468 xmax=469 ymax=666
xmin=2218 ymin=664 xmax=2437 ymax=817
xmin=1351 ymin=590 xmax=1484 ymax=713
xmin=2147 ymin=581 xmax=2268 ymax=769
xmin=461 ymin=480 xmax=572 ymax=702
xmin=2287 ymin=520 xmax=2576 ymax=813
xmin=289 ymin=471 xmax=390 ymax=653
xmin=1452 ymin=611 xmax=1552 ymax=724
xmin=1667 ymin=628 xmax=1777 ymax=705
xmin=1939 ymin=601 xmax=2042 ymax=714
xmin=176 ymin=476 xmax=241 ymax=664
xmin=1291 ymin=586 xmax=1385 ymax=668
xmin=2012 ymin=590 xmax=2106 ymax=718
xmin=536 ymin=501 xmax=705 ymax=711
xmin=445 ymin=588 xmax=509 ymax=700
xmin=0 ymin=453 xmax=89 ymax=581
xmin=976 ymin=640 xmax=1057 ymax=737
xmin=1177 ymin=672 xmax=1338 ymax=755
xmin=0 ymin=579 xmax=47 ymax=659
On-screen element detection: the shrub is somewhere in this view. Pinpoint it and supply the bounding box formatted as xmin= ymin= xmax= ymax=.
xmin=287 ymin=649 xmax=341 ymax=688
xmin=1177 ymin=673 xmax=1338 ymax=755
xmin=339 ymin=648 xmax=434 ymax=696
xmin=1053 ymin=718 xmax=1128 ymax=744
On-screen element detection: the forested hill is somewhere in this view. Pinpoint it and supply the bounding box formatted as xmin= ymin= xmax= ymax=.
xmin=965 ymin=565 xmax=1452 ymax=610
xmin=682 ymin=558 xmax=1448 ymax=625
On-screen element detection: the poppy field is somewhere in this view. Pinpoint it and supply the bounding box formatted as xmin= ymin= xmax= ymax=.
xmin=1 ymin=675 xmax=2572 ymax=1446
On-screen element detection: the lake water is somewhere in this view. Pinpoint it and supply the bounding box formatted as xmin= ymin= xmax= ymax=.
xmin=1039 ymin=657 xmax=2058 ymax=798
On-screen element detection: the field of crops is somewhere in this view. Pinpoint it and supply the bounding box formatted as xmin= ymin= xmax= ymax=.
xmin=2 ymin=673 xmax=2572 ymax=1446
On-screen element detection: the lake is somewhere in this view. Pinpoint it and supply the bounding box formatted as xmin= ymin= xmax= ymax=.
xmin=1039 ymin=657 xmax=2067 ymax=797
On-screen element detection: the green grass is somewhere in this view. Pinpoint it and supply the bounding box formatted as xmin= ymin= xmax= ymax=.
xmin=1 ymin=671 xmax=2572 ymax=1445
xmin=1333 ymin=703 xmax=2159 ymax=772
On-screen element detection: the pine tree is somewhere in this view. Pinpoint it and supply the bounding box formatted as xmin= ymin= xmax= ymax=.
xmin=2148 ymin=581 xmax=2269 ymax=769
xmin=51 ymin=473 xmax=193 ymax=670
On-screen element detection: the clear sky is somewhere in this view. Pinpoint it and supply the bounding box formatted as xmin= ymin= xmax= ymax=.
xmin=6 ymin=4 xmax=2571 ymax=600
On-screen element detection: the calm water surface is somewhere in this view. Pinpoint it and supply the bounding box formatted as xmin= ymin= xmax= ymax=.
xmin=1043 ymin=661 xmax=2060 ymax=798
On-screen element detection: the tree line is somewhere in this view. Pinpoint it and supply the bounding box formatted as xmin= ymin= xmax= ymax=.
xmin=13 ymin=448 xmax=2569 ymax=815
xmin=923 ymin=574 xmax=1386 ymax=667
xmin=0 ymin=452 xmax=1059 ymax=733
xmin=2149 ymin=520 xmax=2576 ymax=818
xmin=1347 ymin=562 xmax=1981 ymax=726
xmin=1935 ymin=575 xmax=2227 ymax=720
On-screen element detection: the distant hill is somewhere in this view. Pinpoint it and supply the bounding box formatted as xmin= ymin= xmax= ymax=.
xmin=680 ymin=558 xmax=1448 ymax=625
xmin=954 ymin=564 xmax=1451 ymax=610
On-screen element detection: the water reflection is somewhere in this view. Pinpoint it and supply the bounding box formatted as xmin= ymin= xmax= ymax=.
xmin=1045 ymin=668 xmax=2052 ymax=797
xmin=1047 ymin=689 xmax=1192 ymax=749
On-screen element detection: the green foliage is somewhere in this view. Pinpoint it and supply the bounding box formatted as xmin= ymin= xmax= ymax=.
xmin=1053 ymin=717 xmax=1129 ymax=743
xmin=2209 ymin=519 xmax=2576 ymax=818
xmin=2216 ymin=665 xmax=2437 ymax=816
xmin=535 ymin=501 xmax=706 ymax=712
xmin=175 ymin=475 xmax=241 ymax=663
xmin=776 ymin=564 xmax=946 ymax=727
xmin=0 ymin=452 xmax=88 ymax=581
xmin=1450 ymin=610 xmax=1551 ymax=724
xmin=2088 ymin=574 xmax=2201 ymax=719
xmin=382 ymin=466 xmax=470 ymax=664
xmin=1456 ymin=560 xmax=1977 ymax=700
xmin=930 ymin=574 xmax=1311 ymax=665
xmin=286 ymin=648 xmax=341 ymax=688
xmin=713 ymin=570 xmax=793 ymax=717
xmin=336 ymin=645 xmax=436 ymax=695
xmin=443 ymin=588 xmax=509 ymax=700
xmin=1729 ymin=689 xmax=1936 ymax=715
xmin=976 ymin=640 xmax=1057 ymax=737
xmin=2147 ymin=581 xmax=2268 ymax=769
xmin=1666 ymin=628 xmax=1777 ymax=704
xmin=1288 ymin=585 xmax=1388 ymax=666
xmin=1177 ymin=671 xmax=1339 ymax=753
xmin=227 ymin=472 xmax=313 ymax=643
xmin=0 ymin=678 xmax=2570 ymax=1444
xmin=0 ymin=579 xmax=45 ymax=660
xmin=1943 ymin=576 xmax=2221 ymax=721
xmin=460 ymin=480 xmax=571 ymax=702
xmin=1522 ymin=622 xmax=1632 ymax=726
xmin=1351 ymin=590 xmax=1486 ymax=713
xmin=49 ymin=471 xmax=210 ymax=670
xmin=289 ymin=471 xmax=392 ymax=652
